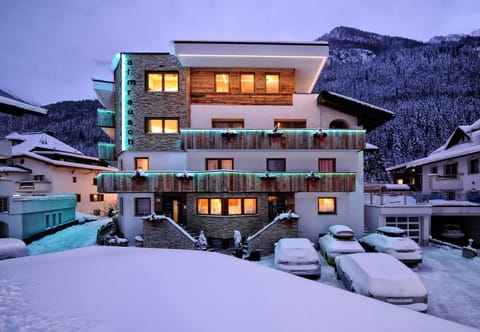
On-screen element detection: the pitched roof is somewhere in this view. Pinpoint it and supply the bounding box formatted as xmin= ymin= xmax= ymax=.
xmin=392 ymin=119 xmax=480 ymax=169
xmin=0 ymin=94 xmax=47 ymax=116
xmin=317 ymin=90 xmax=394 ymax=132
xmin=6 ymin=132 xmax=114 ymax=171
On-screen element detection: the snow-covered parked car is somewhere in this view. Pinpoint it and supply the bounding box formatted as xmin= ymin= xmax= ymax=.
xmin=0 ymin=238 xmax=28 ymax=260
xmin=318 ymin=224 xmax=365 ymax=265
xmin=335 ymin=253 xmax=428 ymax=313
xmin=359 ymin=226 xmax=422 ymax=266
xmin=274 ymin=238 xmax=321 ymax=279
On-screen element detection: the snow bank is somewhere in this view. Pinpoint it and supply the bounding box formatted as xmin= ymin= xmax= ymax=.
xmin=0 ymin=247 xmax=476 ymax=332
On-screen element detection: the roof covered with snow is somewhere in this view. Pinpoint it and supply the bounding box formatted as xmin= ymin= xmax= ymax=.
xmin=393 ymin=119 xmax=480 ymax=168
xmin=317 ymin=90 xmax=394 ymax=132
xmin=6 ymin=132 xmax=113 ymax=171
xmin=0 ymin=95 xmax=47 ymax=116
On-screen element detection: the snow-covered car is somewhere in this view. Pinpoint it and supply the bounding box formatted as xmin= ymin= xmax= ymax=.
xmin=441 ymin=224 xmax=465 ymax=239
xmin=335 ymin=253 xmax=428 ymax=313
xmin=0 ymin=238 xmax=28 ymax=260
xmin=318 ymin=224 xmax=365 ymax=265
xmin=274 ymin=238 xmax=321 ymax=279
xmin=359 ymin=226 xmax=422 ymax=266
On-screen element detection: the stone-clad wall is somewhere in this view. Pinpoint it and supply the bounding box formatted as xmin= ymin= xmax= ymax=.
xmin=143 ymin=218 xmax=197 ymax=250
xmin=247 ymin=218 xmax=298 ymax=255
xmin=113 ymin=53 xmax=187 ymax=154
xmin=185 ymin=193 xmax=269 ymax=239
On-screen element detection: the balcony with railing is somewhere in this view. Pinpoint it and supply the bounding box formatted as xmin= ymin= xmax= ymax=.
xmin=429 ymin=173 xmax=463 ymax=191
xmin=0 ymin=138 xmax=12 ymax=159
xmin=97 ymin=109 xmax=115 ymax=139
xmin=181 ymin=129 xmax=365 ymax=150
xmin=98 ymin=171 xmax=356 ymax=193
xmin=16 ymin=180 xmax=52 ymax=193
xmin=98 ymin=143 xmax=116 ymax=162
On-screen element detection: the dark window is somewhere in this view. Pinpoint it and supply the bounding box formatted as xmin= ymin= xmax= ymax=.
xmin=146 ymin=118 xmax=179 ymax=134
xmin=329 ymin=120 xmax=348 ymax=129
xmin=0 ymin=197 xmax=8 ymax=213
xmin=267 ymin=158 xmax=286 ymax=172
xmin=469 ymin=159 xmax=479 ymax=174
xmin=76 ymin=194 xmax=81 ymax=202
xmin=33 ymin=175 xmax=45 ymax=181
xmin=206 ymin=159 xmax=234 ymax=170
xmin=430 ymin=166 xmax=438 ymax=174
xmin=444 ymin=163 xmax=458 ymax=177
xmin=274 ymin=120 xmax=306 ymax=129
xmin=93 ymin=178 xmax=98 ymax=186
xmin=212 ymin=119 xmax=244 ymax=128
xmin=318 ymin=159 xmax=336 ymax=172
xmin=135 ymin=197 xmax=151 ymax=216
xmin=146 ymin=72 xmax=178 ymax=92
xmin=72 ymin=176 xmax=77 ymax=183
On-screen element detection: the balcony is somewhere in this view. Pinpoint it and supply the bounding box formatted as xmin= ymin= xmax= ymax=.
xmin=181 ymin=129 xmax=365 ymax=150
xmin=98 ymin=143 xmax=116 ymax=162
xmin=430 ymin=174 xmax=463 ymax=191
xmin=16 ymin=180 xmax=52 ymax=193
xmin=97 ymin=171 xmax=356 ymax=193
xmin=0 ymin=138 xmax=12 ymax=159
xmin=97 ymin=109 xmax=115 ymax=140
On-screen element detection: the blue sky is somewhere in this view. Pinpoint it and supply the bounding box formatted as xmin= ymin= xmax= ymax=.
xmin=1 ymin=0 xmax=480 ymax=105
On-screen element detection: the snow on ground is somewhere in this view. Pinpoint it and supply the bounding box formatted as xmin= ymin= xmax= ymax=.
xmin=0 ymin=246 xmax=477 ymax=332
xmin=6 ymin=221 xmax=480 ymax=330
xmin=27 ymin=215 xmax=109 ymax=256
xmin=259 ymin=245 xmax=480 ymax=329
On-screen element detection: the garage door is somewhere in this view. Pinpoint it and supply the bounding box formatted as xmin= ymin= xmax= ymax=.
xmin=386 ymin=216 xmax=421 ymax=243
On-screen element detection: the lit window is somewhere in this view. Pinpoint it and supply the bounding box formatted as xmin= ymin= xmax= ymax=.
xmin=215 ymin=73 xmax=229 ymax=93
xmin=318 ymin=159 xmax=336 ymax=172
xmin=90 ymin=193 xmax=105 ymax=202
xmin=243 ymin=198 xmax=257 ymax=214
xmin=135 ymin=197 xmax=151 ymax=216
xmin=146 ymin=72 xmax=178 ymax=92
xmin=267 ymin=158 xmax=286 ymax=172
xmin=318 ymin=197 xmax=336 ymax=214
xmin=135 ymin=157 xmax=149 ymax=171
xmin=206 ymin=159 xmax=234 ymax=170
xmin=228 ymin=198 xmax=242 ymax=215
xmin=196 ymin=198 xmax=257 ymax=215
xmin=266 ymin=74 xmax=279 ymax=93
xmin=197 ymin=198 xmax=209 ymax=214
xmin=146 ymin=118 xmax=179 ymax=134
xmin=241 ymin=74 xmax=254 ymax=93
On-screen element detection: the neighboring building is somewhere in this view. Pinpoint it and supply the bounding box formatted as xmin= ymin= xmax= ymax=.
xmin=93 ymin=40 xmax=393 ymax=249
xmin=0 ymin=94 xmax=76 ymax=240
xmin=369 ymin=120 xmax=480 ymax=245
xmin=3 ymin=132 xmax=117 ymax=215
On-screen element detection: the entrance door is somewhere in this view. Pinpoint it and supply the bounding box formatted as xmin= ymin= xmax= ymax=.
xmin=268 ymin=195 xmax=286 ymax=220
xmin=162 ymin=196 xmax=183 ymax=223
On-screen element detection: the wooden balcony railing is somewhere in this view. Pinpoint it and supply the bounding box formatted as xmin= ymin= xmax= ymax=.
xmin=97 ymin=171 xmax=356 ymax=193
xmin=181 ymin=129 xmax=365 ymax=150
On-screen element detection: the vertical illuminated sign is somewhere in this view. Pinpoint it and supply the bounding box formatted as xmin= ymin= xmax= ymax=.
xmin=121 ymin=54 xmax=135 ymax=151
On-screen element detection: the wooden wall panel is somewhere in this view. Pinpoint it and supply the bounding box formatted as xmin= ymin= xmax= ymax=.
xmin=98 ymin=172 xmax=356 ymax=193
xmin=189 ymin=68 xmax=294 ymax=105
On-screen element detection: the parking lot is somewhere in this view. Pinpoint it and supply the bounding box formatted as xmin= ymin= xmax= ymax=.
xmin=258 ymin=244 xmax=480 ymax=329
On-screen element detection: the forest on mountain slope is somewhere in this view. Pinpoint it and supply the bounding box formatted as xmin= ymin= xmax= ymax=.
xmin=1 ymin=26 xmax=480 ymax=181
